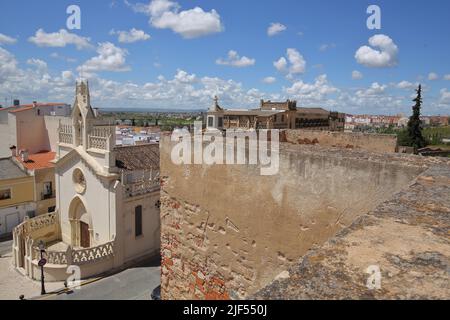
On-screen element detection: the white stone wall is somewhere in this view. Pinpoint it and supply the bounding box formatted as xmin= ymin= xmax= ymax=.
xmin=121 ymin=191 xmax=160 ymax=263
xmin=0 ymin=203 xmax=36 ymax=236
xmin=56 ymin=155 xmax=117 ymax=246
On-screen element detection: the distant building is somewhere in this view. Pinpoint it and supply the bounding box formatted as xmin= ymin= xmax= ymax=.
xmin=429 ymin=116 xmax=449 ymax=127
xmin=206 ymin=97 xmax=344 ymax=131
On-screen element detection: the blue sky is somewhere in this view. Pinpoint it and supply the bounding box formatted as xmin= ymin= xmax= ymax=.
xmin=0 ymin=0 xmax=449 ymax=115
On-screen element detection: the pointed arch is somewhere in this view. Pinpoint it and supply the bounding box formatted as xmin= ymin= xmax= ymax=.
xmin=68 ymin=195 xmax=93 ymax=248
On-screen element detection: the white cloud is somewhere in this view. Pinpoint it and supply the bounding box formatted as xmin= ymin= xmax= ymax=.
xmin=356 ymin=82 xmax=387 ymax=97
xmin=439 ymin=88 xmax=450 ymax=106
xmin=284 ymin=74 xmax=338 ymax=107
xmin=0 ymin=45 xmax=265 ymax=109
xmin=130 ymin=0 xmax=223 ymax=39
xmin=78 ymin=42 xmax=130 ymax=73
xmin=274 ymin=48 xmax=306 ymax=78
xmin=273 ymin=57 xmax=287 ymax=72
xmin=396 ymin=81 xmax=416 ymax=90
xmin=428 ymin=72 xmax=439 ymax=81
xmin=110 ymin=28 xmax=151 ymax=43
xmin=28 ymin=29 xmax=93 ymax=50
xmin=1 ymin=45 xmax=445 ymax=114
xmin=0 ymin=47 xmax=18 ymax=82
xmin=352 ymin=70 xmax=363 ymax=80
xmin=0 ymin=33 xmax=17 ymax=45
xmin=50 ymin=52 xmax=77 ymax=63
xmin=216 ymin=50 xmax=255 ymax=67
xmin=267 ymin=23 xmax=286 ymax=37
xmin=262 ymin=76 xmax=276 ymax=84
xmin=443 ymin=74 xmax=450 ymax=80
xmin=319 ymin=43 xmax=336 ymax=52
xmin=27 ymin=58 xmax=48 ymax=71
xmin=355 ymin=34 xmax=398 ymax=68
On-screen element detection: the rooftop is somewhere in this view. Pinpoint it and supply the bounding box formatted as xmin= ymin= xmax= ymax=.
xmin=114 ymin=143 xmax=159 ymax=171
xmin=222 ymin=109 xmax=285 ymax=117
xmin=7 ymin=103 xmax=68 ymax=114
xmin=297 ymin=107 xmax=330 ymax=115
xmin=0 ymin=158 xmax=28 ymax=180
xmin=15 ymin=151 xmax=56 ymax=170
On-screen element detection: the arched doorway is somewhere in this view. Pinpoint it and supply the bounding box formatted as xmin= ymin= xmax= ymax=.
xmin=68 ymin=196 xmax=92 ymax=248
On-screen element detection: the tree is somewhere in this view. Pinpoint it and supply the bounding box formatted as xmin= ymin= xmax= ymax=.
xmin=406 ymin=84 xmax=426 ymax=150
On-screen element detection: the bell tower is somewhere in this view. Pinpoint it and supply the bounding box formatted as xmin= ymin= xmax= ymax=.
xmin=72 ymin=81 xmax=95 ymax=149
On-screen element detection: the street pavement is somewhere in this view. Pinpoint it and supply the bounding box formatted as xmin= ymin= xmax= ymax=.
xmin=47 ymin=256 xmax=161 ymax=300
xmin=0 ymin=237 xmax=13 ymax=257
xmin=0 ymin=237 xmax=63 ymax=300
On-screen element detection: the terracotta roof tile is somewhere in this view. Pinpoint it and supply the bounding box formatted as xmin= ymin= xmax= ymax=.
xmin=114 ymin=144 xmax=159 ymax=171
xmin=16 ymin=151 xmax=56 ymax=170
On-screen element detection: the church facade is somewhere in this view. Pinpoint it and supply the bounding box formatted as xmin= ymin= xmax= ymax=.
xmin=12 ymin=81 xmax=160 ymax=281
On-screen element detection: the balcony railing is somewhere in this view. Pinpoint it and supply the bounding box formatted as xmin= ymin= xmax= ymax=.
xmin=32 ymin=240 xmax=115 ymax=266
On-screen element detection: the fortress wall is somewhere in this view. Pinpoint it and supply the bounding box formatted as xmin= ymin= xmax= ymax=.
xmin=283 ymin=130 xmax=398 ymax=153
xmin=160 ymin=136 xmax=424 ymax=299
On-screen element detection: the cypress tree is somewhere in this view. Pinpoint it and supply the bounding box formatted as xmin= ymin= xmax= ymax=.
xmin=406 ymin=84 xmax=426 ymax=150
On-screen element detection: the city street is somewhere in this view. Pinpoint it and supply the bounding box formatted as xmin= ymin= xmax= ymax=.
xmin=47 ymin=256 xmax=160 ymax=300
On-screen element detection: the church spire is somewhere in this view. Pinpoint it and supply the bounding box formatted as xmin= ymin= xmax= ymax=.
xmin=72 ymin=80 xmax=95 ymax=119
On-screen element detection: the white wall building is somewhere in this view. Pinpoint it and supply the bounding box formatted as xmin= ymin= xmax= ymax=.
xmin=12 ymin=82 xmax=160 ymax=281
xmin=0 ymin=103 xmax=71 ymax=158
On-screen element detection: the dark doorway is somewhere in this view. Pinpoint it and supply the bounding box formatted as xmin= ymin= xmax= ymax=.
xmin=80 ymin=222 xmax=90 ymax=248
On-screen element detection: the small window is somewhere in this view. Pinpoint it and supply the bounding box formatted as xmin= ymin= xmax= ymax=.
xmin=135 ymin=205 xmax=143 ymax=237
xmin=43 ymin=181 xmax=53 ymax=199
xmin=208 ymin=116 xmax=214 ymax=127
xmin=47 ymin=206 xmax=56 ymax=213
xmin=0 ymin=189 xmax=11 ymax=201
xmin=218 ymin=117 xmax=223 ymax=127
xmin=281 ymin=115 xmax=285 ymax=122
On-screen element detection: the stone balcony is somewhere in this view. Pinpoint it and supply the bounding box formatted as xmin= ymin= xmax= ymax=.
xmin=12 ymin=212 xmax=116 ymax=282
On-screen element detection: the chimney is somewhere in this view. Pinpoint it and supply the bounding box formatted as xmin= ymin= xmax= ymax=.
xmin=20 ymin=149 xmax=29 ymax=162
xmin=9 ymin=145 xmax=17 ymax=157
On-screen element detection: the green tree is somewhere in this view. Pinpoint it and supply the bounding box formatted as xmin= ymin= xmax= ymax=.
xmin=406 ymin=84 xmax=426 ymax=150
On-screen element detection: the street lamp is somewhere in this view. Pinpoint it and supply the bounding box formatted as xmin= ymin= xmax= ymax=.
xmin=38 ymin=240 xmax=47 ymax=295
